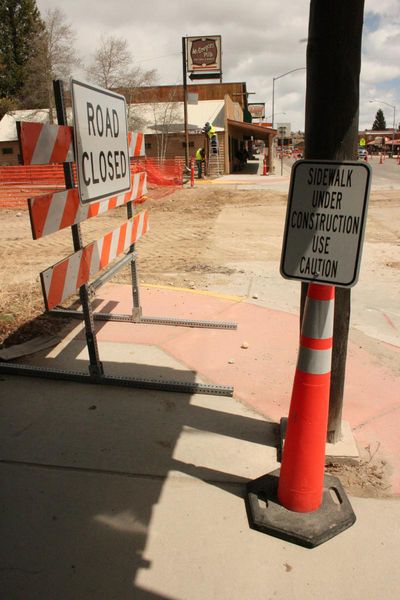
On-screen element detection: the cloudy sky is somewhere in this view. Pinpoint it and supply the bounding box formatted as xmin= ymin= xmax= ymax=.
xmin=36 ymin=0 xmax=400 ymax=132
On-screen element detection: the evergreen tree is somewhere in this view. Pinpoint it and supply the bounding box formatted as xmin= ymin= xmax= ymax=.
xmin=0 ymin=1 xmax=44 ymax=99
xmin=372 ymin=108 xmax=386 ymax=130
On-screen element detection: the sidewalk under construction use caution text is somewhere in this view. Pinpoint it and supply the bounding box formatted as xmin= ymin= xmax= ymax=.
xmin=280 ymin=159 xmax=371 ymax=287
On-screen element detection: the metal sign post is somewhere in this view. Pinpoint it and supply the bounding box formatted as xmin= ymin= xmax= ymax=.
xmin=54 ymin=79 xmax=104 ymax=378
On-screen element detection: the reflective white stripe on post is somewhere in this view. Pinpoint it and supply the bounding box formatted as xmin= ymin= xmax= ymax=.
xmin=301 ymin=297 xmax=335 ymax=340
xmin=297 ymin=346 xmax=332 ymax=375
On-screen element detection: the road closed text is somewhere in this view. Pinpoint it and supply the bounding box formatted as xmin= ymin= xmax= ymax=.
xmin=71 ymin=80 xmax=131 ymax=204
xmin=82 ymin=148 xmax=127 ymax=185
xmin=81 ymin=103 xmax=127 ymax=186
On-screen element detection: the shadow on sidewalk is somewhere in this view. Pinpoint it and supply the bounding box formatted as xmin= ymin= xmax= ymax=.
xmin=0 ymin=303 xmax=279 ymax=599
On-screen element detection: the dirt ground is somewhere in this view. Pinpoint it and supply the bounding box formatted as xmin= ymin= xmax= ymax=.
xmin=0 ymin=186 xmax=281 ymax=339
xmin=0 ymin=185 xmax=399 ymax=341
xmin=1 ymin=184 xmax=399 ymax=497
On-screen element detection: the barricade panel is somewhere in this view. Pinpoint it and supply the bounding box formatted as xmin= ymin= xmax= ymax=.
xmin=17 ymin=122 xmax=145 ymax=166
xmin=40 ymin=209 xmax=149 ymax=310
xmin=18 ymin=122 xmax=74 ymax=165
xmin=28 ymin=171 xmax=147 ymax=239
xmin=127 ymin=131 xmax=145 ymax=157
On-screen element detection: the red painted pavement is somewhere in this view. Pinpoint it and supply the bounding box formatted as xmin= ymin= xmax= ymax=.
xmin=90 ymin=283 xmax=400 ymax=495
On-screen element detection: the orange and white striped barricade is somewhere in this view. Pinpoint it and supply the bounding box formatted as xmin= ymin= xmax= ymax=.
xmin=41 ymin=211 xmax=149 ymax=310
xmin=0 ymin=78 xmax=235 ymax=397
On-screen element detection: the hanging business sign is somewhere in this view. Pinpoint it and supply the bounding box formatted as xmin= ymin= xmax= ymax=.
xmin=248 ymin=103 xmax=265 ymax=120
xmin=71 ymin=79 xmax=131 ymax=205
xmin=186 ymin=36 xmax=222 ymax=75
xmin=280 ymin=160 xmax=371 ymax=287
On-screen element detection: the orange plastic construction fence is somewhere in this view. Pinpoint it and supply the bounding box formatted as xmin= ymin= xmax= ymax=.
xmin=0 ymin=158 xmax=184 ymax=209
xmin=132 ymin=158 xmax=184 ymax=187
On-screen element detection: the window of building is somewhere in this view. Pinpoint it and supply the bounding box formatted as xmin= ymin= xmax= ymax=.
xmin=145 ymin=142 xmax=152 ymax=149
xmin=182 ymin=141 xmax=194 ymax=148
xmin=2 ymin=147 xmax=13 ymax=155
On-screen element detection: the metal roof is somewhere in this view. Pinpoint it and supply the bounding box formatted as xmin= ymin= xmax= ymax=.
xmin=0 ymin=109 xmax=73 ymax=142
xmin=130 ymin=100 xmax=225 ymax=135
xmin=0 ymin=100 xmax=226 ymax=141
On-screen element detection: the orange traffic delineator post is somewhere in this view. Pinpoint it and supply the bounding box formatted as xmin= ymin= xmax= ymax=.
xmin=245 ymin=283 xmax=356 ymax=548
xmin=262 ymin=155 xmax=268 ymax=176
xmin=278 ymin=283 xmax=334 ymax=512
xmin=190 ymin=158 xmax=195 ymax=187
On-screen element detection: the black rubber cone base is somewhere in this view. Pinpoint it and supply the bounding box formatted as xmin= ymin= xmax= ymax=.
xmin=245 ymin=469 xmax=356 ymax=549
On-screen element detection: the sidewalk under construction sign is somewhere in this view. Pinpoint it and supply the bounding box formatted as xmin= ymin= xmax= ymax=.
xmin=281 ymin=160 xmax=371 ymax=287
xmin=71 ymin=79 xmax=131 ymax=205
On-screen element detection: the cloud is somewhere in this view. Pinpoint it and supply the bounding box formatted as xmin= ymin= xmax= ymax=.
xmin=361 ymin=61 xmax=400 ymax=84
xmin=35 ymin=0 xmax=400 ymax=132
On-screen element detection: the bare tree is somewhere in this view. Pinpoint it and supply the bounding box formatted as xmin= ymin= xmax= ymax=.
xmin=21 ymin=8 xmax=79 ymax=122
xmin=150 ymin=87 xmax=181 ymax=160
xmin=124 ymin=69 xmax=156 ymax=132
xmin=86 ymin=35 xmax=156 ymax=131
xmin=86 ymin=36 xmax=131 ymax=89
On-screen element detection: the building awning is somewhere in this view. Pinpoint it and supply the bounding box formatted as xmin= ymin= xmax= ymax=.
xmin=227 ymin=119 xmax=276 ymax=140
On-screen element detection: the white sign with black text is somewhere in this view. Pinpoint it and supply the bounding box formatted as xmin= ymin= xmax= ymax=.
xmin=280 ymin=160 xmax=371 ymax=287
xmin=71 ymin=79 xmax=131 ymax=205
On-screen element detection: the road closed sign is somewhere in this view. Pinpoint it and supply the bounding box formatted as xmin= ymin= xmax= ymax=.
xmin=280 ymin=160 xmax=371 ymax=287
xmin=71 ymin=79 xmax=131 ymax=204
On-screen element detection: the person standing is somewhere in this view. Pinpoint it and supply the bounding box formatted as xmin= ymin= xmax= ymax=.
xmin=195 ymin=147 xmax=205 ymax=179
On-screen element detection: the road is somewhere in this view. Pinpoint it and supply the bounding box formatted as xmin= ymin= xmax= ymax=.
xmin=278 ymin=154 xmax=400 ymax=190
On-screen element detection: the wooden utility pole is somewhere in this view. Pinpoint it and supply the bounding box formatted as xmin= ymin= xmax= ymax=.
xmin=302 ymin=0 xmax=365 ymax=442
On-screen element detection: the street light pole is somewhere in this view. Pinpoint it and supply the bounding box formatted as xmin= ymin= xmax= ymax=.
xmin=272 ymin=67 xmax=306 ymax=128
xmin=369 ymin=99 xmax=396 ymax=156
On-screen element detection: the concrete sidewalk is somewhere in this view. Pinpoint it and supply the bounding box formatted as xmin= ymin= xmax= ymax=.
xmin=1 ymin=283 xmax=399 ymax=599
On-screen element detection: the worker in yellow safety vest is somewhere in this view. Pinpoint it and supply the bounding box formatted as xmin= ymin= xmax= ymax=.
xmin=203 ymin=122 xmax=218 ymax=155
xmin=203 ymin=122 xmax=216 ymax=138
xmin=195 ymin=147 xmax=205 ymax=179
